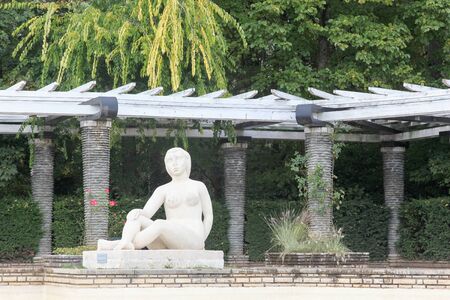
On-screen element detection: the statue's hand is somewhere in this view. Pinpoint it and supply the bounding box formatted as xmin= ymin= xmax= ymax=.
xmin=126 ymin=209 xmax=142 ymax=221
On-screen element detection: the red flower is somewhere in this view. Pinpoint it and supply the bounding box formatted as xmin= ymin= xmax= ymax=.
xmin=109 ymin=200 xmax=117 ymax=207
xmin=105 ymin=188 xmax=110 ymax=194
xmin=90 ymin=199 xmax=98 ymax=206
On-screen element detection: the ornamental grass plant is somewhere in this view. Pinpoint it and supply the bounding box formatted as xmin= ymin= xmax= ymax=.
xmin=266 ymin=209 xmax=348 ymax=255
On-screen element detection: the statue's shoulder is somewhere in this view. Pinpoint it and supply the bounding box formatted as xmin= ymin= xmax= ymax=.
xmin=190 ymin=179 xmax=207 ymax=190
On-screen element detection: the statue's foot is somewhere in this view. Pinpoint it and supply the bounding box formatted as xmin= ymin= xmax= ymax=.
xmin=113 ymin=241 xmax=135 ymax=251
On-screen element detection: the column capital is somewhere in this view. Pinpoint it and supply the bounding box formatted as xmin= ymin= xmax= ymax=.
xmin=381 ymin=146 xmax=406 ymax=153
xmin=80 ymin=119 xmax=112 ymax=128
xmin=304 ymin=126 xmax=334 ymax=134
xmin=31 ymin=138 xmax=53 ymax=146
xmin=221 ymin=142 xmax=248 ymax=150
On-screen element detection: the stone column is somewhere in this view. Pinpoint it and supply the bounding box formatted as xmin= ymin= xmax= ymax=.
xmin=381 ymin=145 xmax=405 ymax=260
xmin=222 ymin=142 xmax=248 ymax=264
xmin=31 ymin=138 xmax=54 ymax=256
xmin=305 ymin=126 xmax=334 ymax=237
xmin=81 ymin=120 xmax=111 ymax=246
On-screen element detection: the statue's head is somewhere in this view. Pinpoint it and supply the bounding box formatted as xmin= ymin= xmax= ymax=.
xmin=164 ymin=147 xmax=191 ymax=178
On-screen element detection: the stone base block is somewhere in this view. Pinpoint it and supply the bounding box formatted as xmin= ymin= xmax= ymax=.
xmin=83 ymin=250 xmax=224 ymax=269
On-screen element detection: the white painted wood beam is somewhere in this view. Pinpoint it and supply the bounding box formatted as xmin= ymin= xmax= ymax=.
xmin=199 ymin=90 xmax=227 ymax=98
xmin=333 ymin=90 xmax=385 ymax=99
xmin=0 ymin=115 xmax=29 ymax=122
xmin=315 ymin=100 xmax=450 ymax=122
xmin=384 ymin=125 xmax=450 ymax=142
xmin=170 ymin=88 xmax=195 ymax=97
xmin=106 ymin=82 xmax=136 ymax=94
xmin=37 ymin=82 xmax=59 ymax=92
xmin=0 ymin=101 xmax=99 ymax=116
xmin=5 ymin=81 xmax=27 ymax=91
xmin=442 ymin=79 xmax=450 ymax=87
xmin=403 ymin=83 xmax=443 ymax=92
xmin=271 ymin=89 xmax=308 ymax=101
xmin=137 ymin=87 xmax=164 ymax=96
xmin=229 ymin=90 xmax=258 ymax=99
xmin=368 ymin=87 xmax=414 ymax=96
xmin=308 ymin=87 xmax=350 ymax=100
xmin=70 ymin=81 xmax=96 ymax=93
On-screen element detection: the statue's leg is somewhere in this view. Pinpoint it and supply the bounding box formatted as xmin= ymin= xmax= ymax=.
xmin=133 ymin=220 xmax=204 ymax=250
xmin=114 ymin=216 xmax=152 ymax=250
xmin=97 ymin=239 xmax=120 ymax=250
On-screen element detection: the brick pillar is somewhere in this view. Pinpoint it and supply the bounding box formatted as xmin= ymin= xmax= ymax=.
xmin=81 ymin=120 xmax=111 ymax=246
xmin=222 ymin=142 xmax=248 ymax=263
xmin=31 ymin=138 xmax=54 ymax=256
xmin=381 ymin=146 xmax=405 ymax=260
xmin=305 ymin=126 xmax=334 ymax=237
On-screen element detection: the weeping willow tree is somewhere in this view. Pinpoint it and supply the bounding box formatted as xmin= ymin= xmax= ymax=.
xmin=2 ymin=0 xmax=246 ymax=91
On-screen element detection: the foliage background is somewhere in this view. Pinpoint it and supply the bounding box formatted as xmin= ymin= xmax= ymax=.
xmin=0 ymin=0 xmax=449 ymax=261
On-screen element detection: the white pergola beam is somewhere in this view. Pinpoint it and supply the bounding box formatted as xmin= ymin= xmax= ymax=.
xmin=333 ymin=90 xmax=385 ymax=99
xmin=229 ymin=90 xmax=258 ymax=99
xmin=403 ymin=83 xmax=443 ymax=92
xmin=199 ymin=90 xmax=227 ymax=98
xmin=442 ymin=79 xmax=450 ymax=87
xmin=70 ymin=81 xmax=96 ymax=93
xmin=368 ymin=87 xmax=414 ymax=96
xmin=37 ymin=82 xmax=59 ymax=92
xmin=5 ymin=81 xmax=27 ymax=91
xmin=0 ymin=101 xmax=99 ymax=116
xmin=170 ymin=88 xmax=195 ymax=97
xmin=106 ymin=83 xmax=136 ymax=95
xmin=315 ymin=100 xmax=450 ymax=122
xmin=138 ymin=87 xmax=164 ymax=96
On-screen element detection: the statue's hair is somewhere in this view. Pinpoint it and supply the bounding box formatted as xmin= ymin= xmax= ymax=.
xmin=164 ymin=147 xmax=191 ymax=177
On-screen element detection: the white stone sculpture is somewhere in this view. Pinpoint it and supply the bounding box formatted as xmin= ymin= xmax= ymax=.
xmin=97 ymin=147 xmax=213 ymax=251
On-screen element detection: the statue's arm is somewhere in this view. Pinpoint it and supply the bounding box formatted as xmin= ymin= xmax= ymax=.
xmin=140 ymin=186 xmax=165 ymax=219
xmin=200 ymin=182 xmax=213 ymax=241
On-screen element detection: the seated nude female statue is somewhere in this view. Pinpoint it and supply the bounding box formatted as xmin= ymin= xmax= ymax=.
xmin=98 ymin=147 xmax=213 ymax=251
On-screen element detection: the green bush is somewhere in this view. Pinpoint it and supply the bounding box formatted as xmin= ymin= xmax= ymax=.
xmin=399 ymin=197 xmax=450 ymax=261
xmin=334 ymin=187 xmax=389 ymax=261
xmin=52 ymin=195 xmax=84 ymax=249
xmin=0 ymin=196 xmax=41 ymax=261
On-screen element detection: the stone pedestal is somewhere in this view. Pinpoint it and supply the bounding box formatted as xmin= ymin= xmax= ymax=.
xmin=83 ymin=250 xmax=224 ymax=269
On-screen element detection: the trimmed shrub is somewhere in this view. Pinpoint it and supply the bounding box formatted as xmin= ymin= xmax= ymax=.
xmin=205 ymin=200 xmax=229 ymax=253
xmin=52 ymin=195 xmax=84 ymax=249
xmin=0 ymin=196 xmax=41 ymax=261
xmin=334 ymin=187 xmax=389 ymax=261
xmin=399 ymin=197 xmax=450 ymax=261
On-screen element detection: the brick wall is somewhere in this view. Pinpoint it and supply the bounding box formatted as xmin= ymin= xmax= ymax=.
xmin=0 ymin=264 xmax=449 ymax=289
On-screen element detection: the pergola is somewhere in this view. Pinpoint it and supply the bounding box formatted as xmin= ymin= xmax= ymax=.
xmin=1 ymin=79 xmax=449 ymax=261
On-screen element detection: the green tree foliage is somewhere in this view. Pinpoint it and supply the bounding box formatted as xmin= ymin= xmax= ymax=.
xmin=2 ymin=0 xmax=246 ymax=91
xmin=217 ymin=0 xmax=449 ymax=94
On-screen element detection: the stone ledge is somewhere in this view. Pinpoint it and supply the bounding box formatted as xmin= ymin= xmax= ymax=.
xmin=83 ymin=250 xmax=224 ymax=269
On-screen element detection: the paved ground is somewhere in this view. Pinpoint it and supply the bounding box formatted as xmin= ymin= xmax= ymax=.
xmin=2 ymin=286 xmax=449 ymax=300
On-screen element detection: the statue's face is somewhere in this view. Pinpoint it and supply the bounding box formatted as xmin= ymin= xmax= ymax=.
xmin=165 ymin=150 xmax=188 ymax=177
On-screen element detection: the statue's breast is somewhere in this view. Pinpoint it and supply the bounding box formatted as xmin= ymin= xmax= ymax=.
xmin=165 ymin=190 xmax=200 ymax=208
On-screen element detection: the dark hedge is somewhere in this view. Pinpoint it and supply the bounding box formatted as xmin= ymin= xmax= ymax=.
xmin=399 ymin=197 xmax=450 ymax=261
xmin=334 ymin=187 xmax=389 ymax=261
xmin=0 ymin=196 xmax=41 ymax=261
